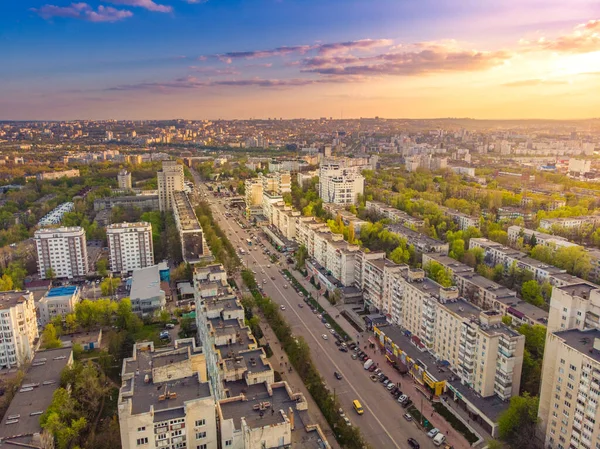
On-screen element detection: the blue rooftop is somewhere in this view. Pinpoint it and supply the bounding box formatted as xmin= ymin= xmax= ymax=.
xmin=47 ymin=286 xmax=78 ymax=297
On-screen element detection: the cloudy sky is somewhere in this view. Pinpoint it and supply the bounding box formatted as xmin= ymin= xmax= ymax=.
xmin=1 ymin=0 xmax=600 ymax=120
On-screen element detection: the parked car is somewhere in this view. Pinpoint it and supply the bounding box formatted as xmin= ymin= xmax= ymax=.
xmin=402 ymin=399 xmax=413 ymax=409
xmin=325 ymin=323 xmax=332 ymax=329
xmin=339 ymin=346 xmax=348 ymax=352
xmin=427 ymin=428 xmax=440 ymax=438
xmin=343 ymin=416 xmax=352 ymax=427
xmin=403 ymin=413 xmax=413 ymax=422
xmin=387 ymin=383 xmax=395 ymax=391
xmin=351 ymin=353 xmax=358 ymax=360
xmin=370 ymin=374 xmax=379 ymax=382
xmin=382 ymin=379 xmax=390 ymax=386
xmin=322 ymin=334 xmax=328 ymax=340
xmin=280 ymin=305 xmax=286 ymax=310
xmin=398 ymin=395 xmax=408 ymax=403
xmin=407 ymin=438 xmax=420 ymax=449
xmin=298 ymin=303 xmax=303 ymax=308
xmin=334 ymin=371 xmax=343 ymax=380
xmin=165 ymin=323 xmax=175 ymax=329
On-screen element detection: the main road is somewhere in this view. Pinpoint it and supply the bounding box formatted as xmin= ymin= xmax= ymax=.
xmin=193 ymin=180 xmax=437 ymax=449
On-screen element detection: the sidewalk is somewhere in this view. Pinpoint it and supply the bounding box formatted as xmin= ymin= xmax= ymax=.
xmin=236 ymin=274 xmax=342 ymax=449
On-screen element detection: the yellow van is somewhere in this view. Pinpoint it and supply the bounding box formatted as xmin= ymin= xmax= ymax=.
xmin=353 ymin=400 xmax=364 ymax=415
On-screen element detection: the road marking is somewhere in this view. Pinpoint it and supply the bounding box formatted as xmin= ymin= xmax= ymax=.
xmin=210 ymin=200 xmax=402 ymax=449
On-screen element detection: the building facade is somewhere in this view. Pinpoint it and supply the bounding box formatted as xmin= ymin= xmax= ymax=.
xmin=118 ymin=169 xmax=133 ymax=189
xmin=107 ymin=222 xmax=154 ymax=273
xmin=34 ymin=227 xmax=89 ymax=279
xmin=0 ymin=290 xmax=38 ymax=368
xmin=157 ymin=160 xmax=185 ymax=212
xmin=318 ymin=164 xmax=364 ymax=205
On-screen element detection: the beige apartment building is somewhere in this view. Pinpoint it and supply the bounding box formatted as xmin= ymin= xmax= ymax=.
xmin=0 ymin=290 xmax=39 ymax=368
xmin=107 ymin=222 xmax=154 ymax=273
xmin=157 ymin=160 xmax=184 ymax=211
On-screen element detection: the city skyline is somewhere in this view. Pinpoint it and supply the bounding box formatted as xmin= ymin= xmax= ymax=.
xmin=2 ymin=0 xmax=600 ymax=120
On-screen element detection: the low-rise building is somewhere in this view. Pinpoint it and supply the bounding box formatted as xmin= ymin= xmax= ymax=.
xmin=36 ymin=169 xmax=80 ymax=181
xmin=445 ymin=209 xmax=480 ymax=230
xmin=38 ymin=286 xmax=81 ymax=326
xmin=365 ymin=201 xmax=425 ymax=228
xmin=129 ymin=265 xmax=166 ymax=317
xmin=0 ymin=347 xmax=73 ymax=449
xmin=385 ymin=223 xmax=449 ymax=256
xmin=506 ymin=225 xmax=576 ymax=249
xmin=540 ymin=215 xmax=600 ymax=231
xmin=0 ymin=290 xmax=38 ymax=368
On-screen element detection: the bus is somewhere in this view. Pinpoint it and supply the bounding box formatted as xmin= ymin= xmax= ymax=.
xmin=352 ymin=400 xmax=364 ymax=415
xmin=246 ymin=239 xmax=252 ymax=246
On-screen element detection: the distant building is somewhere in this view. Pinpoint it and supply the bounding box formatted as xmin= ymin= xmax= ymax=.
xmin=93 ymin=195 xmax=159 ymax=212
xmin=172 ymin=191 xmax=212 ymax=264
xmin=0 ymin=290 xmax=38 ymax=368
xmin=117 ymin=169 xmax=132 ymax=189
xmin=128 ymin=265 xmax=166 ymax=317
xmin=34 ymin=227 xmax=89 ymax=279
xmin=0 ymin=347 xmax=73 ymax=449
xmin=38 ymin=286 xmax=81 ymax=326
xmin=107 ymin=222 xmax=154 ymax=273
xmin=318 ymin=163 xmax=364 ymax=205
xmin=568 ymin=158 xmax=591 ymax=174
xmin=36 ymin=169 xmax=80 ymax=181
xmin=157 ymin=160 xmax=184 ymax=212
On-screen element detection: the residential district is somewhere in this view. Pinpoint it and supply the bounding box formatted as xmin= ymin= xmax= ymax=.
xmin=0 ymin=118 xmax=599 ymax=449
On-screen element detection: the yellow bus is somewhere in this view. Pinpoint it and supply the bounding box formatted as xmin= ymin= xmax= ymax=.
xmin=353 ymin=400 xmax=364 ymax=415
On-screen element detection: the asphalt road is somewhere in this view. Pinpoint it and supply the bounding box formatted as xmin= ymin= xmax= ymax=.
xmin=196 ymin=184 xmax=437 ymax=449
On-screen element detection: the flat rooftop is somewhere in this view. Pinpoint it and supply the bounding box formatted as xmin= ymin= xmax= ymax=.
xmin=386 ymin=224 xmax=445 ymax=245
xmin=558 ymin=282 xmax=598 ymax=298
xmin=0 ymin=347 xmax=72 ymax=441
xmin=0 ymin=291 xmax=32 ymax=310
xmin=224 ymin=349 xmax=271 ymax=374
xmin=130 ymin=265 xmax=162 ymax=300
xmin=46 ymin=286 xmax=78 ymax=297
xmin=555 ymin=328 xmax=600 ymax=364
xmin=458 ymin=272 xmax=516 ymax=298
xmin=424 ymin=254 xmax=474 ymax=275
xmin=122 ymin=347 xmax=212 ymax=415
xmin=444 ymin=299 xmax=481 ymax=319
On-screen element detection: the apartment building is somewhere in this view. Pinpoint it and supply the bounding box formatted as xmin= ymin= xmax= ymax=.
xmin=318 ymin=163 xmax=364 ymax=205
xmin=271 ymin=202 xmax=300 ymax=241
xmin=540 ymin=215 xmax=600 ymax=231
xmin=538 ymin=328 xmax=600 ymax=449
xmin=36 ymin=169 xmax=80 ymax=181
xmin=0 ymin=290 xmax=38 ymax=368
xmin=117 ymin=169 xmax=132 ymax=189
xmin=395 ymin=274 xmax=524 ymax=400
xmin=172 ymin=191 xmax=212 ymax=264
xmin=445 ymin=209 xmax=480 ymax=230
xmin=386 ymin=223 xmax=449 ymax=255
xmin=259 ymin=171 xmax=291 ymax=195
xmin=38 ymin=286 xmax=81 ymax=325
xmin=244 ymin=179 xmax=263 ymax=217
xmin=118 ymin=340 xmax=217 ymax=449
xmin=469 ymin=238 xmax=566 ymax=284
xmin=107 ymin=222 xmax=154 ymax=273
xmin=546 ymin=282 xmax=600 ymax=333
xmin=365 ymin=201 xmax=425 ymax=228
xmin=157 ymin=160 xmax=184 ymax=211
xmin=34 ymin=227 xmax=89 ymax=279
xmin=507 ymin=225 xmax=576 ymax=249
xmin=38 ymin=201 xmax=75 ymax=226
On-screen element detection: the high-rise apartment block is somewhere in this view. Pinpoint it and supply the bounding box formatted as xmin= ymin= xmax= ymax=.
xmin=318 ymin=163 xmax=364 ymax=205
xmin=157 ymin=160 xmax=184 ymax=212
xmin=34 ymin=227 xmax=89 ymax=279
xmin=118 ymin=169 xmax=132 ymax=189
xmin=0 ymin=290 xmax=39 ymax=368
xmin=107 ymin=222 xmax=154 ymax=273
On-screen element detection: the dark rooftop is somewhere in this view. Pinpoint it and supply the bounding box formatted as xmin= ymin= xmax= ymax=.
xmin=0 ymin=347 xmax=72 ymax=441
xmin=554 ymin=328 xmax=600 ymax=363
xmin=0 ymin=291 xmax=32 ymax=310
xmin=557 ymin=282 xmax=598 ymax=299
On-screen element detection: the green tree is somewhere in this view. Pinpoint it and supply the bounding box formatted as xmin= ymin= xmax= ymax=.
xmin=46 ymin=267 xmax=56 ymax=280
xmin=0 ymin=273 xmax=14 ymax=291
xmin=100 ymin=277 xmax=120 ymax=296
xmin=423 ymin=261 xmax=453 ymax=287
xmin=41 ymin=324 xmax=63 ymax=349
xmin=5 ymin=261 xmax=27 ymax=288
xmin=521 ymin=280 xmax=545 ymax=307
xmin=498 ymin=393 xmax=541 ymax=449
xmin=295 ymin=244 xmax=308 ymax=270
xmin=96 ymin=258 xmax=108 ymax=277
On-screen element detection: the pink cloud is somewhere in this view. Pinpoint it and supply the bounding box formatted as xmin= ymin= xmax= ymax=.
xmin=32 ymin=2 xmax=133 ymax=22
xmin=106 ymin=0 xmax=172 ymax=13
xmin=523 ymin=19 xmax=600 ymax=53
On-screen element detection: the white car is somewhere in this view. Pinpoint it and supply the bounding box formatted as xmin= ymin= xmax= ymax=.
xmin=322 ymin=334 xmax=328 ymax=340
xmin=427 ymin=428 xmax=440 ymax=438
xmin=280 ymin=305 xmax=286 ymax=310
xmin=325 ymin=323 xmax=332 ymax=329
xmin=343 ymin=416 xmax=352 ymax=426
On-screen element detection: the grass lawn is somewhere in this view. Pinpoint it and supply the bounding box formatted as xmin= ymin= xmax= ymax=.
xmin=132 ymin=323 xmax=169 ymax=346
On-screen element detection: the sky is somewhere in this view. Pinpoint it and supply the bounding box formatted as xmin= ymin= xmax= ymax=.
xmin=1 ymin=0 xmax=600 ymax=120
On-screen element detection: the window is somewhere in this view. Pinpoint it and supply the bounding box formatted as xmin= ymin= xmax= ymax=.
xmin=225 ymin=441 xmax=232 ymax=447
xmin=195 ymin=419 xmax=206 ymax=427
xmin=137 ymin=427 xmax=146 ymax=432
xmin=136 ymin=438 xmax=148 ymax=446
xmin=197 ymin=445 xmax=207 ymax=449
xmin=196 ymin=432 xmax=206 ymax=440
